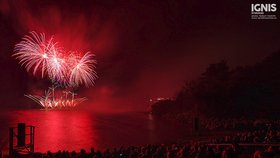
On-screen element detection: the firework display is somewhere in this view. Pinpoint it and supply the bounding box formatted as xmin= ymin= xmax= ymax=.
xmin=13 ymin=31 xmax=97 ymax=109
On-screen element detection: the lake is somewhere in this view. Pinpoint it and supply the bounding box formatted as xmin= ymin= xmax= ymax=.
xmin=0 ymin=110 xmax=190 ymax=153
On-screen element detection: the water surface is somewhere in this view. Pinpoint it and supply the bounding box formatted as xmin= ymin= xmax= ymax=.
xmin=0 ymin=110 xmax=189 ymax=153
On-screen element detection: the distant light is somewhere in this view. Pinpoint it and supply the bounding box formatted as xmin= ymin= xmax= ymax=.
xmin=157 ymin=97 xmax=164 ymax=101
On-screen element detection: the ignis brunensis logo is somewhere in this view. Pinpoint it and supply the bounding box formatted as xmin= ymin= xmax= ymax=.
xmin=251 ymin=4 xmax=277 ymax=19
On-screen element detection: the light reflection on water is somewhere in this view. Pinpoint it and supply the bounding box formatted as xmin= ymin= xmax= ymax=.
xmin=0 ymin=110 xmax=189 ymax=153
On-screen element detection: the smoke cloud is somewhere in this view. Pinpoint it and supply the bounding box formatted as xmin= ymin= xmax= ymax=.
xmin=1 ymin=0 xmax=280 ymax=112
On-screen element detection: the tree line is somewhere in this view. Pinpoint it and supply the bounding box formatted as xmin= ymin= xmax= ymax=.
xmin=152 ymin=51 xmax=280 ymax=118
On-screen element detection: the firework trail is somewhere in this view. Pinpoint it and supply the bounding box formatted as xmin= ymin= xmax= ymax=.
xmin=47 ymin=51 xmax=67 ymax=83
xmin=13 ymin=31 xmax=97 ymax=109
xmin=68 ymin=52 xmax=98 ymax=87
xmin=13 ymin=32 xmax=58 ymax=78
xmin=25 ymin=90 xmax=87 ymax=109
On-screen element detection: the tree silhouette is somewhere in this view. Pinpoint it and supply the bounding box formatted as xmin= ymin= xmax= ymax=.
xmin=152 ymin=51 xmax=280 ymax=118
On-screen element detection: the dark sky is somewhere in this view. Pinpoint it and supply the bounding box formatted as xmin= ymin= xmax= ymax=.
xmin=0 ymin=0 xmax=280 ymax=112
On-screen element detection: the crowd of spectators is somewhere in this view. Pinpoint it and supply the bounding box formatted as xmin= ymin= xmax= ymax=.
xmin=159 ymin=112 xmax=280 ymax=132
xmin=25 ymin=125 xmax=280 ymax=158
xmin=209 ymin=130 xmax=280 ymax=144
xmin=29 ymin=142 xmax=279 ymax=158
xmin=200 ymin=118 xmax=280 ymax=131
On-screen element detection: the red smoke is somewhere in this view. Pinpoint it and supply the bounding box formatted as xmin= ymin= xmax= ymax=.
xmin=3 ymin=0 xmax=277 ymax=112
xmin=1 ymin=0 xmax=118 ymax=56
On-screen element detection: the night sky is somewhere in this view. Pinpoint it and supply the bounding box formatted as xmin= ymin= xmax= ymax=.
xmin=0 ymin=0 xmax=280 ymax=111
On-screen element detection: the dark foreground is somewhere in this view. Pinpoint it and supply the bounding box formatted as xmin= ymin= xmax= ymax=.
xmin=1 ymin=110 xmax=280 ymax=158
xmin=31 ymin=144 xmax=279 ymax=158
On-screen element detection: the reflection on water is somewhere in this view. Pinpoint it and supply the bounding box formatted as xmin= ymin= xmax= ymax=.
xmin=0 ymin=110 xmax=189 ymax=153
